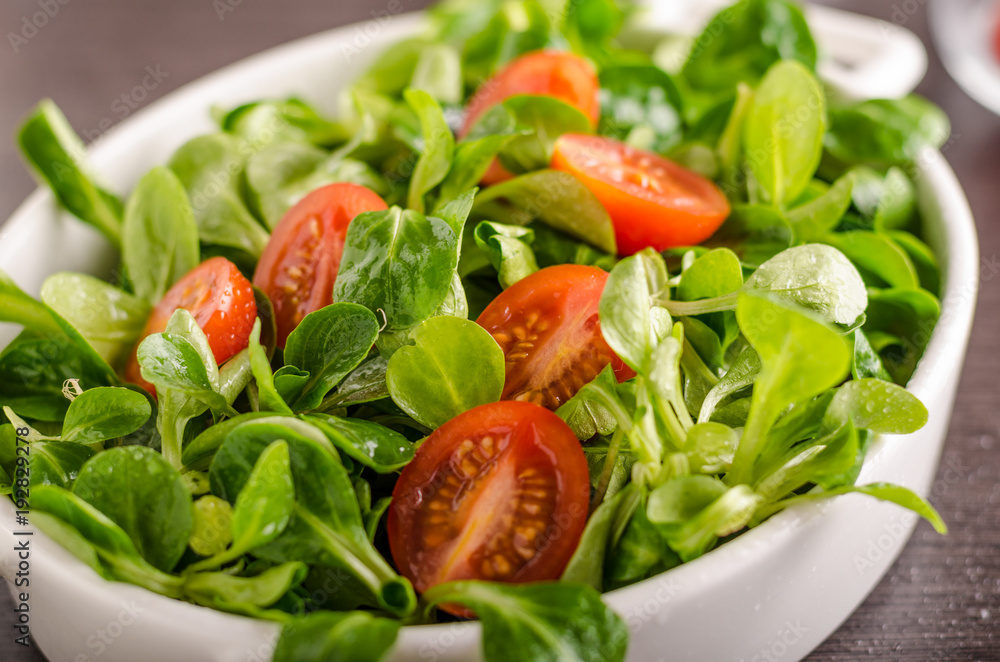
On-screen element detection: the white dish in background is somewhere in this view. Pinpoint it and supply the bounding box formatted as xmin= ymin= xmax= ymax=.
xmin=0 ymin=6 xmax=978 ymax=662
xmin=930 ymin=0 xmax=1000 ymax=116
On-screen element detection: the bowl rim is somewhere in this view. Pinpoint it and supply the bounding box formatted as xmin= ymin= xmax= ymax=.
xmin=0 ymin=5 xmax=980 ymax=658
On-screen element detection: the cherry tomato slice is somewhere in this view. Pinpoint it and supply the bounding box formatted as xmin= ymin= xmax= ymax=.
xmin=253 ymin=183 xmax=388 ymax=347
xmin=551 ymin=134 xmax=731 ymax=255
xmin=460 ymin=51 xmax=600 ymax=138
xmin=125 ymin=257 xmax=257 ymax=393
xmin=459 ymin=51 xmax=600 ymax=186
xmin=476 ymin=264 xmax=634 ymax=410
xmin=387 ymin=400 xmax=590 ymax=608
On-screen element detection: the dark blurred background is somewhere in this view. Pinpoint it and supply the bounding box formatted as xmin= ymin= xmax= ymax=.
xmin=1 ymin=1 xmax=998 ymax=661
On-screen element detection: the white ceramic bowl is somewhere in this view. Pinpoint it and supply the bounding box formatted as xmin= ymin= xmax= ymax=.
xmin=0 ymin=7 xmax=978 ymax=662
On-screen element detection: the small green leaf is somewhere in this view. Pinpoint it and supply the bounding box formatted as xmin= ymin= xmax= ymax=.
xmin=122 ymin=167 xmax=200 ymax=305
xmin=386 ymin=316 xmax=505 ymax=429
xmin=283 ymin=303 xmax=380 ymax=411
xmin=72 ymin=446 xmax=193 ymax=573
xmin=61 ymin=387 xmax=152 ymax=444
xmin=742 ymin=60 xmax=826 ymax=206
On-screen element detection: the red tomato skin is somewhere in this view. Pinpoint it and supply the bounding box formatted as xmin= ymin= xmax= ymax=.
xmin=459 ymin=51 xmax=601 ymax=139
xmin=476 ymin=265 xmax=634 ymax=409
xmin=551 ymin=134 xmax=731 ymax=255
xmin=252 ymin=183 xmax=387 ymax=347
xmin=387 ymin=401 xmax=590 ymax=600
xmin=124 ymin=257 xmax=257 ymax=393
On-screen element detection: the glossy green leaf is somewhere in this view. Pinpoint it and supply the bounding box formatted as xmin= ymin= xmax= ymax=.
xmin=61 ymin=387 xmax=151 ymax=444
xmin=599 ymin=249 xmax=672 ymax=373
xmin=729 ymin=292 xmax=850 ymax=484
xmin=386 ymin=316 xmax=505 ymax=429
xmin=184 ymin=562 xmax=308 ymax=612
xmin=29 ymin=441 xmax=95 ymax=489
xmin=72 ymin=446 xmax=193 ymax=572
xmin=274 ymin=611 xmax=401 ymax=662
xmin=17 ymin=100 xmax=123 ymax=246
xmin=423 ymin=580 xmax=628 ymax=662
xmin=335 ymin=197 xmax=472 ymax=330
xmin=473 ymin=221 xmax=539 ymax=288
xmin=282 ymin=303 xmax=380 ymax=411
xmin=825 ymin=96 xmax=950 ymax=166
xmin=305 ymin=414 xmax=414 ymax=473
xmin=474 ymin=170 xmax=617 ymax=254
xmin=404 ymin=89 xmax=455 ymax=213
xmin=121 ymin=167 xmax=200 ymax=305
xmin=168 ymin=133 xmax=271 ymax=255
xmin=742 ymin=60 xmax=826 ymax=206
xmin=744 ymin=244 xmax=868 ymax=325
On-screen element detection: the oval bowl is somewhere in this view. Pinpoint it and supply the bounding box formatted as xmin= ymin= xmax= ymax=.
xmin=0 ymin=8 xmax=978 ymax=662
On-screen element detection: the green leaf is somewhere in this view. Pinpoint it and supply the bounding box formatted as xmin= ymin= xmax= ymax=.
xmin=409 ymin=43 xmax=463 ymax=104
xmin=29 ymin=441 xmax=94 ymax=489
xmin=647 ymin=476 xmax=761 ymax=561
xmin=304 ymin=414 xmax=414 ymax=473
xmin=40 ymin=272 xmax=149 ymax=362
xmin=682 ymin=0 xmax=817 ymax=93
xmin=274 ymin=611 xmax=401 ymax=662
xmin=556 ymin=366 xmax=620 ymax=441
xmin=825 ymin=378 xmax=928 ymax=434
xmin=168 ymin=133 xmax=271 ymax=256
xmin=184 ymin=562 xmax=308 ymax=612
xmin=386 ymin=316 xmax=505 ymax=429
xmin=282 ymin=303 xmax=380 ymax=411
xmin=474 ymin=170 xmax=617 ymax=254
xmin=863 ymin=287 xmax=940 ymax=384
xmin=404 ymin=89 xmax=455 ymax=213
xmin=17 ymin=100 xmax=123 ymax=246
xmin=825 ymin=96 xmax=950 ymax=166
xmin=245 ymin=140 xmax=385 ymax=230
xmin=122 ymin=167 xmax=200 ymax=305
xmin=31 ymin=485 xmax=184 ymax=597
xmin=248 ymin=319 xmax=293 ymax=415
xmin=702 ymin=204 xmax=792 ymax=268
xmin=698 ymin=345 xmax=760 ymax=424
xmin=561 ymin=483 xmax=640 ymax=591
xmin=786 ymin=171 xmax=855 ymax=241
xmin=742 ymin=60 xmax=826 ymax=206
xmin=850 ymin=328 xmax=892 ymax=381
xmin=599 ymin=249 xmax=672 ymax=373
xmin=729 ymin=292 xmax=850 ymax=485
xmin=744 ymin=244 xmax=868 ymax=325
xmin=423 ymin=580 xmax=628 ymax=662
xmin=229 ymin=440 xmax=296 ymax=555
xmin=61 ymin=387 xmax=151 ymax=444
xmin=437 ymin=134 xmax=516 ymax=207
xmin=325 ymin=355 xmax=390 ymax=406
xmin=677 ymin=248 xmax=743 ymax=301
xmin=335 ymin=200 xmax=470 ymax=330
xmin=72 ymin=446 xmax=193 ymax=572
xmin=209 ymin=421 xmax=416 ymax=616
xmin=598 ymin=65 xmax=683 ymax=154
xmin=493 ymin=95 xmax=592 ymax=175
xmin=822 ymin=231 xmax=919 ymax=289
xmin=473 ymin=221 xmax=539 ymax=288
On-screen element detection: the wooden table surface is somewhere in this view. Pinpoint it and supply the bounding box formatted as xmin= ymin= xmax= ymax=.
xmin=1 ymin=1 xmax=997 ymax=660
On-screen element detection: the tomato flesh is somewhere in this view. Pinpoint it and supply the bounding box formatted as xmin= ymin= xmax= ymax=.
xmin=551 ymin=134 xmax=731 ymax=255
xmin=476 ymin=265 xmax=633 ymax=410
xmin=125 ymin=257 xmax=257 ymax=393
xmin=253 ymin=183 xmax=388 ymax=347
xmin=387 ymin=401 xmax=590 ymax=604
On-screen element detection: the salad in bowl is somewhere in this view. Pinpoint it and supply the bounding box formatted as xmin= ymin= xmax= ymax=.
xmin=0 ymin=0 xmax=955 ymax=660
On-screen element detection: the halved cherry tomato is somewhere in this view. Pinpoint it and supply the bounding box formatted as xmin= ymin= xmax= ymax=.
xmin=387 ymin=400 xmax=589 ymax=610
xmin=476 ymin=264 xmax=634 ymax=410
xmin=551 ymin=134 xmax=731 ymax=255
xmin=253 ymin=183 xmax=387 ymax=347
xmin=459 ymin=51 xmax=601 ymax=186
xmin=125 ymin=257 xmax=257 ymax=393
